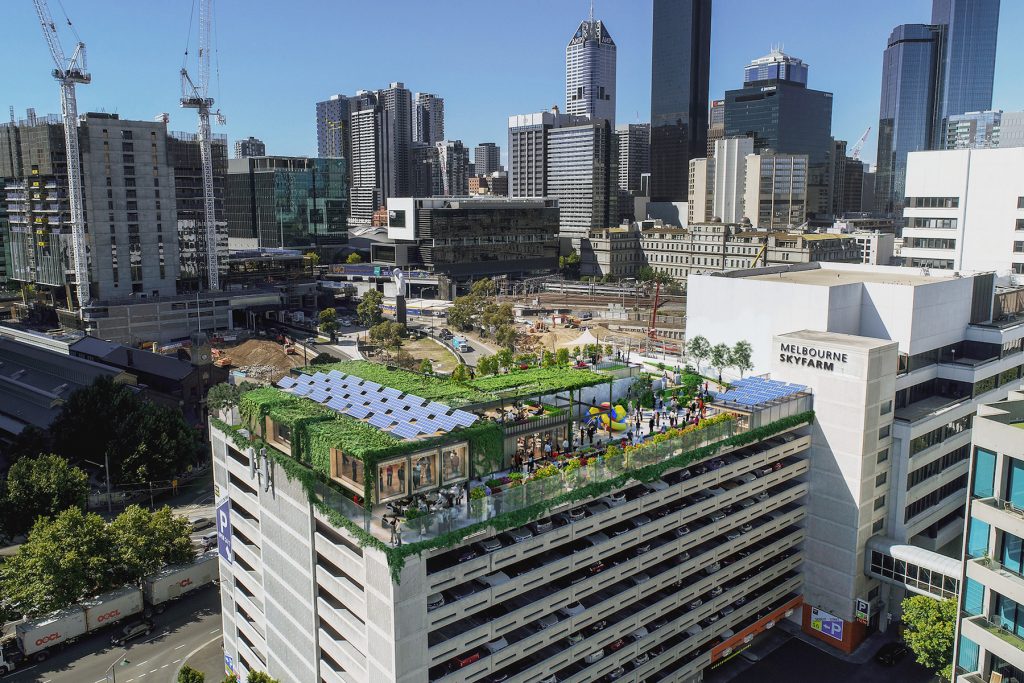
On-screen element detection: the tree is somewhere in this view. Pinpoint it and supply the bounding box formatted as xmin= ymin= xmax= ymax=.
xmin=108 ymin=505 xmax=194 ymax=585
xmin=446 ymin=295 xmax=477 ymax=332
xmin=206 ymin=383 xmax=257 ymax=412
xmin=731 ymin=340 xmax=754 ymax=378
xmin=220 ymin=676 xmax=238 ymax=683
xmin=310 ymin=352 xmax=341 ymax=365
xmin=318 ymin=308 xmax=338 ymax=336
xmin=304 ymin=252 xmax=320 ymax=274
xmin=476 ymin=355 xmax=499 ymax=376
xmin=178 ymin=665 xmax=206 ymax=683
xmin=3 ymin=454 xmax=88 ymax=538
xmin=559 ymin=251 xmax=581 ymax=279
xmin=115 ymin=402 xmax=198 ymax=484
xmin=901 ymin=595 xmax=956 ymax=680
xmin=345 ymin=252 xmax=363 ymax=264
xmin=710 ymin=343 xmax=731 ymax=380
xmin=468 ymin=279 xmax=496 ymax=298
xmin=481 ymin=303 xmax=515 ymax=335
xmin=556 ymin=348 xmax=570 ymax=366
xmin=686 ymin=336 xmax=711 ymax=374
xmin=495 ymin=324 xmax=517 ymax=350
xmin=451 ymin=364 xmax=471 ymax=382
xmin=246 ymin=672 xmax=279 ymax=683
xmin=496 ymin=349 xmax=514 ymax=370
xmin=543 ymin=350 xmax=556 ymax=367
xmin=369 ymin=321 xmax=406 ymax=355
xmin=419 ymin=359 xmax=434 ymax=375
xmin=357 ymin=289 xmax=384 ymax=327
xmin=0 ymin=507 xmax=114 ymax=615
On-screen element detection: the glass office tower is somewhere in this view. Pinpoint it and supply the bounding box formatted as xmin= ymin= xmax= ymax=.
xmin=875 ymin=24 xmax=943 ymax=216
xmin=649 ymin=0 xmax=712 ymax=203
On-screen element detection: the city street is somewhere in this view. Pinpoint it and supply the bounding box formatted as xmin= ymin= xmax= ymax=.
xmin=3 ymin=585 xmax=221 ymax=683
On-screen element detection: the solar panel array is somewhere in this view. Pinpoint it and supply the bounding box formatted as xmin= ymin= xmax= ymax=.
xmin=713 ymin=376 xmax=807 ymax=407
xmin=274 ymin=371 xmax=478 ymax=440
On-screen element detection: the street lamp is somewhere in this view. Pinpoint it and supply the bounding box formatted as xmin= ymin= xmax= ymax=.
xmin=83 ymin=454 xmax=113 ymax=515
xmin=105 ymin=651 xmax=130 ymax=682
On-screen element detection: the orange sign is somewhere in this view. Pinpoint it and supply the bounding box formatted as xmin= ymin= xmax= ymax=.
xmin=710 ymin=595 xmax=803 ymax=663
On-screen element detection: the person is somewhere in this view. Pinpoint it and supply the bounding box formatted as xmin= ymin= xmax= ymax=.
xmin=562 ymin=437 xmax=569 ymax=453
xmin=386 ymin=464 xmax=393 ymax=488
xmin=648 ymin=415 xmax=655 ymax=434
xmin=544 ymin=440 xmax=552 ymax=458
xmin=394 ymin=518 xmax=402 ymax=546
xmin=397 ymin=463 xmax=405 ymax=492
xmin=528 ymin=453 xmax=536 ymax=473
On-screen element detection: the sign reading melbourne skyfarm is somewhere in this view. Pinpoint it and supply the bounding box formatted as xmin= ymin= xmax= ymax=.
xmin=778 ymin=343 xmax=849 ymax=372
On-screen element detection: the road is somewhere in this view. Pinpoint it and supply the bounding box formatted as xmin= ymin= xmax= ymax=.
xmin=3 ymin=586 xmax=221 ymax=683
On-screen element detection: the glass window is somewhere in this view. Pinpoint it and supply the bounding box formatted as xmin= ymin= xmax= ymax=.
xmin=410 ymin=451 xmax=439 ymax=492
xmin=1011 ymin=459 xmax=1024 ymax=508
xmin=376 ymin=457 xmax=407 ymax=500
xmin=329 ymin=448 xmax=366 ymax=494
xmin=966 ymin=519 xmax=990 ymax=559
xmin=973 ymin=447 xmax=996 ymax=498
xmin=441 ymin=443 xmax=469 ymax=483
xmin=963 ymin=579 xmax=984 ymax=616
xmin=1004 ymin=532 xmax=1024 ymax=575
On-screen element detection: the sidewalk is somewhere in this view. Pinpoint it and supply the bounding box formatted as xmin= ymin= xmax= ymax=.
xmin=776 ymin=618 xmax=895 ymax=664
xmin=180 ymin=636 xmax=225 ymax=681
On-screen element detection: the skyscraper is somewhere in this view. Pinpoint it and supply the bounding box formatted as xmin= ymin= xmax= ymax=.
xmin=169 ymin=131 xmax=228 ymax=291
xmin=725 ymin=49 xmax=833 ymax=222
xmin=378 ymin=83 xmax=413 ymax=199
xmin=565 ymin=14 xmax=616 ymax=126
xmin=474 ymin=142 xmax=501 ymax=177
xmin=874 ymin=24 xmax=943 ymax=215
xmin=616 ymin=123 xmax=650 ymax=221
xmin=315 ymin=94 xmax=351 ymax=160
xmin=507 ymin=107 xmax=586 ymax=199
xmin=649 ymin=0 xmax=712 ymax=202
xmin=413 ymin=92 xmax=445 ymax=146
xmin=433 ymin=140 xmax=469 ymax=196
xmin=930 ymin=0 xmax=1001 ymax=148
xmin=233 ymin=136 xmax=265 ymax=159
xmin=547 ymin=120 xmax=616 ymax=244
xmin=707 ymin=98 xmax=725 ymax=158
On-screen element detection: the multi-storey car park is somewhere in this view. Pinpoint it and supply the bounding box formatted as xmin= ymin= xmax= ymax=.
xmin=209 ymin=359 xmax=814 ymax=683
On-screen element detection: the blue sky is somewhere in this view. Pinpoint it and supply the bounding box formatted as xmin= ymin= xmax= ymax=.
xmin=4 ymin=1 xmax=1021 ymax=167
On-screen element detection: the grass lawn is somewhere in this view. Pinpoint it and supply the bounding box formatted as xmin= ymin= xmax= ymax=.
xmin=402 ymin=337 xmax=460 ymax=374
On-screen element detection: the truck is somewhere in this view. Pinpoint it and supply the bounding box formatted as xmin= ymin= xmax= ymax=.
xmin=452 ymin=336 xmax=470 ymax=353
xmin=0 ymin=552 xmax=218 ymax=674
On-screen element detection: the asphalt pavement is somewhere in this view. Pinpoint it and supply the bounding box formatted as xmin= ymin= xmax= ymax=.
xmin=2 ymin=585 xmax=222 ymax=683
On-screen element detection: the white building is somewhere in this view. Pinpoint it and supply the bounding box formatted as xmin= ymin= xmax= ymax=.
xmin=713 ymin=138 xmax=754 ymax=224
xmin=848 ymin=231 xmax=895 ymax=266
xmin=689 ymin=263 xmax=1024 ymax=650
xmin=565 ymin=16 xmax=616 ymax=126
xmin=413 ymin=93 xmax=445 ymax=146
xmin=901 ymin=147 xmax=1024 ymax=273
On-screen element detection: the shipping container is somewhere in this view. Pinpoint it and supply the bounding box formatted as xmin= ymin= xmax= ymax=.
xmin=81 ymin=587 xmax=143 ymax=632
xmin=144 ymin=552 xmax=218 ymax=609
xmin=15 ymin=607 xmax=86 ymax=657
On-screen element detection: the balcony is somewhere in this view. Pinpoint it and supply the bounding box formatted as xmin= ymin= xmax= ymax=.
xmin=966 ymin=556 xmax=1024 ymax=604
xmin=960 ymin=615 xmax=1024 ymax=672
xmin=972 ymin=498 xmax=1024 ymax=541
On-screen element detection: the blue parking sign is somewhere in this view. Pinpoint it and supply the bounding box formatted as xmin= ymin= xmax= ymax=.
xmin=810 ymin=607 xmax=844 ymax=641
xmin=216 ymin=496 xmax=233 ymax=564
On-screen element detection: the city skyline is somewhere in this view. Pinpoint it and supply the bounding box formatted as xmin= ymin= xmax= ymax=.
xmin=3 ymin=1 xmax=1022 ymax=168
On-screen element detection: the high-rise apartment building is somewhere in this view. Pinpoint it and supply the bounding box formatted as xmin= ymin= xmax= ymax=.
xmin=0 ymin=113 xmax=179 ymax=306
xmin=954 ymin=393 xmax=1024 ymax=682
xmin=900 ymin=147 xmax=1024 ymax=273
xmin=616 ymin=123 xmax=650 ymax=222
xmin=413 ymin=93 xmax=445 ymax=146
xmin=875 ymin=0 xmax=1000 ymax=216
xmin=710 ymin=137 xmax=754 ymax=224
xmin=316 ymin=94 xmax=351 ymax=160
xmin=507 ymin=108 xmax=587 ymax=199
xmin=168 ymin=131 xmax=228 ymax=291
xmin=830 ymin=139 xmax=866 ymax=217
xmin=546 ymin=120 xmax=617 ymax=244
xmin=650 ymin=0 xmax=712 ymax=203
xmin=565 ymin=15 xmax=616 ymax=126
xmin=378 ymin=83 xmax=413 ymax=200
xmin=945 ymin=110 xmax=1024 ymax=150
xmin=234 ymin=136 xmax=266 ymax=159
xmin=225 ymin=156 xmax=347 ymax=254
xmin=473 ymin=142 xmax=501 ymax=177
xmin=725 ymin=49 xmax=833 ymax=222
xmin=433 ymin=140 xmax=469 ymax=196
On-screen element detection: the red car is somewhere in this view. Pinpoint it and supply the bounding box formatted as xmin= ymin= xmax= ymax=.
xmin=453 ymin=651 xmax=481 ymax=668
xmin=605 ymin=638 xmax=627 ymax=652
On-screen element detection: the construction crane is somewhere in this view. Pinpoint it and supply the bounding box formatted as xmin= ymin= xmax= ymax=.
xmin=180 ymin=0 xmax=225 ymax=291
xmin=850 ymin=126 xmax=872 ymax=161
xmin=31 ymin=0 xmax=91 ymax=312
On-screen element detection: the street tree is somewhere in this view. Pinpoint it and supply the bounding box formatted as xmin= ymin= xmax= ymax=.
xmin=686 ymin=336 xmax=711 ymax=374
xmin=246 ymin=672 xmax=279 ymax=683
xmin=0 ymin=507 xmax=114 ymax=616
xmin=481 ymin=302 xmax=515 ymax=335
xmin=901 ymin=595 xmax=956 ymax=680
xmin=369 ymin=321 xmax=406 ymax=355
xmin=559 ymin=251 xmax=581 ymax=279
xmin=476 ymin=355 xmax=499 ymax=376
xmin=346 ymin=252 xmax=363 ymax=264
xmin=543 ymin=350 xmax=556 ymax=367
xmin=731 ymin=340 xmax=754 ymax=378
xmin=451 ymin=364 xmax=471 ymax=382
xmin=709 ymin=344 xmax=731 ymax=380
xmin=357 ymin=289 xmax=384 ymax=327
xmin=496 ymin=349 xmax=515 ymax=370
xmin=446 ymin=295 xmax=477 ymax=331
xmin=495 ymin=324 xmax=517 ymax=350
xmin=109 ymin=505 xmax=194 ymax=585
xmin=178 ymin=665 xmax=206 ymax=683
xmin=419 ymin=359 xmax=434 ymax=375
xmin=3 ymin=454 xmax=88 ymax=538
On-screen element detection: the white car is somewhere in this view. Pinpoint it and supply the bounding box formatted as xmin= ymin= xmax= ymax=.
xmin=560 ymin=602 xmax=585 ymax=618
xmin=484 ymin=637 xmax=509 ymax=654
xmin=630 ymin=626 xmax=649 ymax=641
xmin=685 ymin=624 xmax=703 ymax=638
xmin=427 ymin=593 xmax=445 ymax=611
xmin=584 ymin=649 xmax=605 ymax=664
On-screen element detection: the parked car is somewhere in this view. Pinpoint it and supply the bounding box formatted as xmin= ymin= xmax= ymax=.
xmin=201 ymin=531 xmax=218 ymax=550
xmin=569 ymin=506 xmax=587 ymax=521
xmin=875 ymin=642 xmax=910 ymax=666
xmin=476 ymin=537 xmax=503 ymax=554
xmin=456 ymin=547 xmax=479 ymax=563
xmin=674 ymin=525 xmax=691 ymax=538
xmin=685 ymin=624 xmax=703 ymax=638
xmin=447 ymin=582 xmax=479 ymax=601
xmin=630 ymin=626 xmax=649 ymax=641
xmin=604 ymin=667 xmax=626 ymax=681
xmin=189 ymin=517 xmax=214 ymax=532
xmin=605 ymin=638 xmax=627 ymax=653
xmin=586 ymin=620 xmax=607 ymax=635
xmin=632 ymin=652 xmax=649 ymax=666
xmin=605 ymin=491 xmax=627 ymax=505
xmin=708 ymin=586 xmax=723 ymax=598
xmin=531 ymin=518 xmax=554 ymax=534
xmin=452 ymin=650 xmax=482 ymax=668
xmin=688 ymin=597 xmax=704 ymax=609
xmin=584 ymin=649 xmax=605 ymax=664
xmin=709 ymin=510 xmax=726 ymax=522
xmin=484 ymin=637 xmax=509 ymax=654
xmin=505 ymin=527 xmax=534 ymax=544
xmin=565 ymin=631 xmax=584 ymax=646
xmin=427 ymin=593 xmax=445 ymax=611
xmin=111 ymin=619 xmax=154 ymax=646
xmin=479 ymin=571 xmax=511 ymax=589
xmin=629 ymin=572 xmax=651 ymax=585
xmin=560 ymin=602 xmax=585 ymax=618
xmin=629 ymin=514 xmax=652 ymax=528
xmin=536 ymin=613 xmax=560 ymax=630
xmin=705 ymin=562 xmax=722 ymax=575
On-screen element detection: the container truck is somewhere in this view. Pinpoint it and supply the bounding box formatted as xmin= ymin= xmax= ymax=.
xmin=0 ymin=552 xmax=218 ymax=674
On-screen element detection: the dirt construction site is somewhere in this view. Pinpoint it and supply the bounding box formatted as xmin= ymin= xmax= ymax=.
xmin=213 ymin=338 xmax=307 ymax=383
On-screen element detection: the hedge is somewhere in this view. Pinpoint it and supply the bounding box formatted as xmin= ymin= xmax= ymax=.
xmin=212 ymin=409 xmax=814 ymax=583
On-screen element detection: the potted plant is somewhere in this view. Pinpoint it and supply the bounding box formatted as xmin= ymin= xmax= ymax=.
xmin=469 ymin=486 xmax=489 ymax=516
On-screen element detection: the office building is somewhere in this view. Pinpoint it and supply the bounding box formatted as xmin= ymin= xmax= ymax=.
xmin=931 ymin=0 xmax=1001 ymax=149
xmin=710 ymin=137 xmax=754 ymax=224
xmin=234 ymin=137 xmax=266 ymax=159
xmin=1 ymin=113 xmax=180 ymax=307
xmin=316 ymin=94 xmax=352 ymax=161
xmin=473 ymin=143 xmax=501 ymax=177
xmin=875 ymin=24 xmax=944 ymax=216
xmin=565 ymin=14 xmax=616 ymax=126
xmin=225 ymin=156 xmax=347 ymax=254
xmin=706 ymin=99 xmax=725 ymax=159
xmin=409 ymin=142 xmax=436 ymax=200
xmin=743 ymin=152 xmax=808 ymax=229
xmin=349 ymin=96 xmax=385 ymax=225
xmin=211 ymin=359 xmax=811 ymax=682
xmin=690 ymin=263 xmax=1024 ymax=651
xmin=861 ymin=170 xmax=877 ymax=214
xmin=546 ymin=120 xmax=617 ymax=244
xmin=507 ymin=108 xmax=587 ymax=199
xmin=468 ymin=172 xmax=508 ymax=197
xmin=724 ymin=50 xmax=833 ymax=222
xmin=649 ymin=0 xmax=712 ymax=203
xmin=376 ymin=197 xmax=558 ymax=280
xmin=945 ymin=110 xmax=1024 ymax=150
xmin=432 ymin=140 xmax=470 ymax=196
xmin=954 ymin=393 xmax=1024 ymax=682
xmin=168 ymin=131 xmax=228 ymax=291
xmin=413 ymin=93 xmax=445 ymax=146
xmin=900 ymin=147 xmax=1024 ymax=273
xmin=616 ymin=124 xmax=650 ymax=222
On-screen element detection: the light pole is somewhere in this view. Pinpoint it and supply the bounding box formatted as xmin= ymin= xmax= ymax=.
xmin=83 ymin=455 xmax=113 ymax=515
xmin=105 ymin=651 xmax=130 ymax=682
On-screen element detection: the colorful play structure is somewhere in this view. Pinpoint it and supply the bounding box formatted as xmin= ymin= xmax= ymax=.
xmin=589 ymin=402 xmax=629 ymax=431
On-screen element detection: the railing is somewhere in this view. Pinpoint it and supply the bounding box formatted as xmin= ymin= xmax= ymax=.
xmin=501 ymin=411 xmax=568 ymax=436
xmin=970 ymin=555 xmax=1024 ymax=584
xmin=969 ymin=614 xmax=1024 ymax=652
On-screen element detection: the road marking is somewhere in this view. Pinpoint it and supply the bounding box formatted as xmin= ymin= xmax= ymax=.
xmin=161 ymin=664 xmax=170 ymax=668
xmin=173 ymin=658 xmax=181 ymax=663
xmin=173 ymin=634 xmax=223 ymax=681
xmin=210 ymin=628 xmax=220 ymax=634
xmin=175 ymin=644 xmax=186 ymax=649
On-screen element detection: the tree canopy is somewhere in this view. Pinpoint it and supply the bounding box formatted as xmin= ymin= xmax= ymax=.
xmin=901 ymin=595 xmax=956 ymax=680
xmin=357 ymin=289 xmax=384 ymax=327
xmin=177 ymin=665 xmax=206 ymax=683
xmin=345 ymin=252 xmax=363 ymax=264
xmin=686 ymin=336 xmax=711 ymax=373
xmin=710 ymin=343 xmax=731 ymax=378
xmin=2 ymin=454 xmax=88 ymax=538
xmin=731 ymin=340 xmax=754 ymax=377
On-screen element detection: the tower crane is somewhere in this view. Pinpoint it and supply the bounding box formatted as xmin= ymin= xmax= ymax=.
xmin=850 ymin=126 xmax=872 ymax=161
xmin=31 ymin=0 xmax=91 ymax=312
xmin=180 ymin=0 xmax=225 ymax=291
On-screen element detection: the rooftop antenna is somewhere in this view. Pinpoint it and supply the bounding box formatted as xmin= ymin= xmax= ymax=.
xmin=590 ymin=0 xmax=594 ymax=23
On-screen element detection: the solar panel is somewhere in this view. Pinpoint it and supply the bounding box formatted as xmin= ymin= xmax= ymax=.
xmin=369 ymin=413 xmax=396 ymax=430
xmin=308 ymin=388 xmax=331 ymax=403
xmin=327 ymin=397 xmax=350 ymax=412
xmin=277 ymin=376 xmax=296 ymax=389
xmin=311 ymin=372 xmax=328 ymax=382
xmin=347 ymin=404 xmax=370 ymax=419
xmin=450 ymin=409 xmax=477 ymax=427
xmin=327 ymin=370 xmax=345 ymax=380
xmin=416 ymin=419 xmax=441 ymax=434
xmin=427 ymin=401 xmax=451 ymax=416
xmin=404 ymin=395 xmax=428 ymax=408
xmin=435 ymin=415 xmax=459 ymax=430
xmin=381 ymin=387 xmax=402 ymax=398
xmin=362 ymin=380 xmax=381 ymax=390
xmin=292 ymin=384 xmax=312 ymax=397
xmin=390 ymin=423 xmax=421 ymax=440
